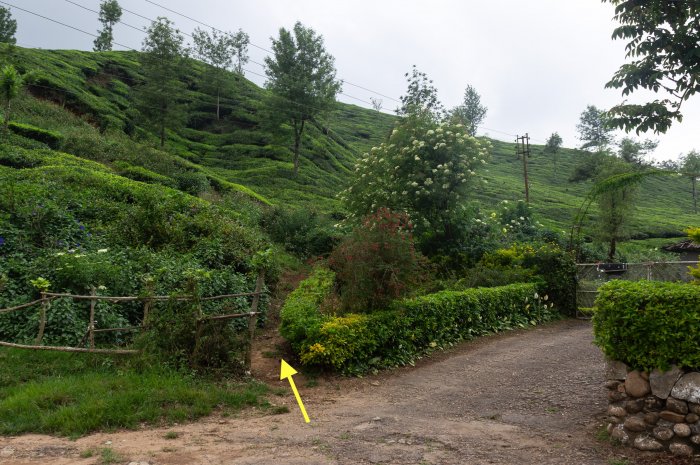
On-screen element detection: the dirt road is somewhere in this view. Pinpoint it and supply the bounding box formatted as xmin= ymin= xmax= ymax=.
xmin=0 ymin=320 xmax=671 ymax=465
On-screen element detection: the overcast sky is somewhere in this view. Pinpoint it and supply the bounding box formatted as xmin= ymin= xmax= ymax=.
xmin=10 ymin=0 xmax=700 ymax=161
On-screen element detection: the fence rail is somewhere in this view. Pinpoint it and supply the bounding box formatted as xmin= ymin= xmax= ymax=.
xmin=576 ymin=260 xmax=698 ymax=318
xmin=0 ymin=271 xmax=266 ymax=366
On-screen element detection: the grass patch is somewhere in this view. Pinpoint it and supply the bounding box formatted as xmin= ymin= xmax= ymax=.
xmin=164 ymin=431 xmax=180 ymax=440
xmin=0 ymin=348 xmax=269 ymax=437
xmin=100 ymin=448 xmax=123 ymax=465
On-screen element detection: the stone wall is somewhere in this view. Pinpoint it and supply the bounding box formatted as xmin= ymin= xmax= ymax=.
xmin=605 ymin=360 xmax=700 ymax=457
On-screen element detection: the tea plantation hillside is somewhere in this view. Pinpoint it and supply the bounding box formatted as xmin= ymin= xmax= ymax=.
xmin=4 ymin=46 xmax=699 ymax=238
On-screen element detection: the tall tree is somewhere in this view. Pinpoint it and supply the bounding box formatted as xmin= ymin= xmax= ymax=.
xmin=577 ymin=105 xmax=614 ymax=152
xmin=231 ymin=29 xmax=249 ymax=74
xmin=603 ymin=1 xmax=700 ymax=134
xmin=264 ymin=22 xmax=341 ymax=176
xmin=93 ymin=0 xmax=122 ymax=52
xmin=681 ymin=150 xmax=700 ymax=214
xmin=0 ymin=6 xmax=16 ymax=45
xmin=0 ymin=64 xmax=22 ymax=129
xmin=136 ymin=17 xmax=188 ymax=148
xmin=450 ymin=84 xmax=487 ymax=136
xmin=192 ymin=27 xmax=236 ymax=120
xmin=543 ymin=132 xmax=563 ymax=169
xmin=616 ymin=137 xmax=658 ymax=165
xmin=595 ymin=161 xmax=638 ymax=261
xmin=397 ymin=65 xmax=444 ymax=120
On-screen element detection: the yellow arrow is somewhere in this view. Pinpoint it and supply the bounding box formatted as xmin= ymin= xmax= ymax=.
xmin=280 ymin=359 xmax=310 ymax=423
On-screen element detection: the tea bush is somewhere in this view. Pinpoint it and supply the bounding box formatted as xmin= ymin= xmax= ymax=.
xmin=593 ymin=280 xmax=700 ymax=371
xmin=8 ymin=122 xmax=63 ymax=149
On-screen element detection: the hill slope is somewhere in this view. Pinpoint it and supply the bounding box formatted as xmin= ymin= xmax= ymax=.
xmin=5 ymin=46 xmax=699 ymax=238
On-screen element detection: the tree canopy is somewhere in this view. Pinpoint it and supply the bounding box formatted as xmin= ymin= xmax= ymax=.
xmin=264 ymin=22 xmax=341 ymax=175
xmin=603 ymin=0 xmax=700 ymax=134
xmin=577 ymin=105 xmax=614 ymax=152
xmin=0 ymin=6 xmax=17 ymax=45
xmin=450 ymin=85 xmax=487 ymax=137
xmin=93 ymin=0 xmax=123 ymax=52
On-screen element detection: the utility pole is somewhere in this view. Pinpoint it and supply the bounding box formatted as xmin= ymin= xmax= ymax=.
xmin=515 ymin=133 xmax=531 ymax=204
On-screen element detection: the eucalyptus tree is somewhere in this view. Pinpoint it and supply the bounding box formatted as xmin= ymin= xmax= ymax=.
xmin=136 ymin=17 xmax=188 ymax=147
xmin=450 ymin=84 xmax=487 ymax=136
xmin=93 ymin=0 xmax=122 ymax=52
xmin=0 ymin=6 xmax=16 ymax=45
xmin=264 ymin=22 xmax=341 ymax=176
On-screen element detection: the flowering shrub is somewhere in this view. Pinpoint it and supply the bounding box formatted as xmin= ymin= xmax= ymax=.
xmin=328 ymin=209 xmax=428 ymax=312
xmin=340 ymin=113 xmax=490 ymax=236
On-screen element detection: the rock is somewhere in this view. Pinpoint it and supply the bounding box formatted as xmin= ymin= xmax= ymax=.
xmin=626 ymin=371 xmax=651 ymax=398
xmin=690 ymin=403 xmax=700 ymax=415
xmin=653 ymin=426 xmax=674 ymax=441
xmin=644 ymin=412 xmax=660 ymax=425
xmin=633 ymin=434 xmax=664 ymax=451
xmin=673 ymin=423 xmax=692 ymax=438
xmin=624 ymin=415 xmax=648 ymax=432
xmin=371 ymin=417 xmax=381 ymax=421
xmin=660 ymin=410 xmax=687 ymax=423
xmin=686 ymin=413 xmax=700 ymax=423
xmin=691 ymin=434 xmax=700 ymax=445
xmin=671 ymin=373 xmax=700 ymax=404
xmin=691 ymin=422 xmax=700 ymax=434
xmin=669 ymin=442 xmax=694 ymax=457
xmin=641 ymin=371 xmax=650 ymax=381
xmin=666 ymin=397 xmax=689 ymax=415
xmin=609 ymin=390 xmax=627 ymax=402
xmin=611 ymin=424 xmax=630 ymax=444
xmin=650 ymin=366 xmax=683 ymax=400
xmin=605 ymin=380 xmax=621 ymax=390
xmin=625 ymin=399 xmax=644 ymax=414
xmin=657 ymin=419 xmax=674 ymax=428
xmin=606 ymin=359 xmax=629 ymax=380
xmin=608 ymin=405 xmax=628 ymax=418
xmin=644 ymin=396 xmax=663 ymax=410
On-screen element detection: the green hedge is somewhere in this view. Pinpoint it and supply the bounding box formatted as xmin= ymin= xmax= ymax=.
xmin=593 ymin=280 xmax=700 ymax=371
xmin=280 ymin=268 xmax=557 ymax=374
xmin=8 ymin=123 xmax=64 ymax=150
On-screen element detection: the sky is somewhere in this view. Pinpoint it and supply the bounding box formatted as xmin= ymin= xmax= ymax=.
xmin=8 ymin=0 xmax=700 ymax=161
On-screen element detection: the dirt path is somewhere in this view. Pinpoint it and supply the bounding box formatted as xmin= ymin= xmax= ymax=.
xmin=0 ymin=320 xmax=675 ymax=465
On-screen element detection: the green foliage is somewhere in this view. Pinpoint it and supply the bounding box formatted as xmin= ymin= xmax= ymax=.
xmin=282 ymin=271 xmax=557 ymax=374
xmin=328 ymin=209 xmax=428 ymax=312
xmin=264 ymin=21 xmax=342 ymax=175
xmin=278 ymin=267 xmax=334 ymax=351
xmin=616 ymin=137 xmax=657 ymax=165
xmin=341 ymin=112 xmax=490 ymax=237
xmin=449 ymin=84 xmax=487 ymax=137
xmin=593 ymin=280 xmax=700 ymax=370
xmin=0 ymin=6 xmax=16 ymax=45
xmin=260 ymin=206 xmax=340 ymax=258
xmin=93 ymin=0 xmax=123 ymax=52
xmin=594 ymin=161 xmax=639 ymax=261
xmin=576 ymin=105 xmax=613 ymax=152
xmin=0 ymin=348 xmax=269 ymax=436
xmin=1 ymin=64 xmax=22 ymax=128
xmin=603 ymin=0 xmax=700 ymax=133
xmin=7 ymin=122 xmax=63 ymax=149
xmin=136 ymin=17 xmax=188 ymax=147
xmin=543 ymin=132 xmax=562 ymax=168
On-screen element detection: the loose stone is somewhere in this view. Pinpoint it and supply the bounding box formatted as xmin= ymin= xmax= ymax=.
xmin=608 ymin=390 xmax=627 ymax=402
xmin=624 ymin=415 xmax=648 ymax=432
xmin=643 ymin=412 xmax=659 ymax=425
xmin=611 ymin=424 xmax=630 ymax=444
xmin=653 ymin=426 xmax=674 ymax=441
xmin=666 ymin=397 xmax=689 ymax=415
xmin=686 ymin=413 xmax=699 ymax=424
xmin=606 ymin=359 xmax=629 ymax=380
xmin=633 ymin=434 xmax=664 ymax=451
xmin=671 ymin=373 xmax=700 ymax=404
xmin=673 ymin=423 xmax=692 ymax=438
xmin=607 ymin=405 xmax=627 ymax=418
xmin=605 ymin=380 xmax=621 ymax=390
xmin=626 ymin=371 xmax=651 ymax=398
xmin=669 ymin=442 xmax=693 ymax=457
xmin=625 ymin=399 xmax=644 ymax=414
xmin=659 ymin=410 xmax=687 ymax=423
xmin=650 ymin=366 xmax=683 ymax=400
xmin=690 ymin=434 xmax=700 ymax=445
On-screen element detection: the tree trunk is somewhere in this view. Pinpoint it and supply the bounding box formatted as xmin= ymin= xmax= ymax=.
xmin=292 ymin=119 xmax=305 ymax=176
xmin=608 ymin=237 xmax=617 ymax=262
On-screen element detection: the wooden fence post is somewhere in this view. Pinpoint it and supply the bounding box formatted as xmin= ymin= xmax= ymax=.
xmin=35 ymin=293 xmax=48 ymax=345
xmin=245 ymin=270 xmax=265 ymax=372
xmin=142 ymin=298 xmax=151 ymax=327
xmin=88 ymin=287 xmax=96 ymax=350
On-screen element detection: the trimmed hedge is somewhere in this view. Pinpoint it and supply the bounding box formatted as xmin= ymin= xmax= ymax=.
xmin=593 ymin=280 xmax=700 ymax=371
xmin=8 ymin=123 xmax=64 ymax=150
xmin=280 ymin=268 xmax=557 ymax=374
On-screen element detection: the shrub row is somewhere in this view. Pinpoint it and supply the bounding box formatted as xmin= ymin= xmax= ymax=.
xmin=8 ymin=122 xmax=63 ymax=150
xmin=593 ymin=280 xmax=700 ymax=371
xmin=280 ymin=268 xmax=557 ymax=374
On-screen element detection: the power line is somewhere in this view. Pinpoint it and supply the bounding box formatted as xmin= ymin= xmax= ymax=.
xmin=63 ymin=0 xmax=144 ymax=34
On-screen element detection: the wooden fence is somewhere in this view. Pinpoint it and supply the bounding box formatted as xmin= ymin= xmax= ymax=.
xmin=0 ymin=272 xmax=265 ymax=369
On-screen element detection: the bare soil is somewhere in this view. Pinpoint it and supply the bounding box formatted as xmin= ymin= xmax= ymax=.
xmin=0 ymin=319 xmax=689 ymax=465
